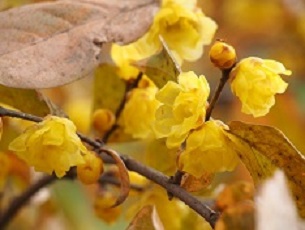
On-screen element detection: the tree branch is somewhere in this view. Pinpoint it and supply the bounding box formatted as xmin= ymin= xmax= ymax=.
xmin=0 ymin=106 xmax=220 ymax=228
xmin=205 ymin=68 xmax=232 ymax=121
xmin=0 ymin=175 xmax=56 ymax=228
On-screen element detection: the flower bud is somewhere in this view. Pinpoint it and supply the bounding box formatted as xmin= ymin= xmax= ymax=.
xmin=209 ymin=41 xmax=237 ymax=70
xmin=77 ymin=152 xmax=104 ymax=184
xmin=92 ymin=109 xmax=116 ymax=133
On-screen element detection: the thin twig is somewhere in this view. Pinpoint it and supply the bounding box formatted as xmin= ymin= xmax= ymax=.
xmin=0 ymin=175 xmax=56 ymax=228
xmin=205 ymin=68 xmax=232 ymax=121
xmin=87 ymin=141 xmax=220 ymax=228
xmin=0 ymin=106 xmax=220 ymax=228
xmin=0 ymin=107 xmax=42 ymax=122
xmin=168 ymin=170 xmax=185 ymax=200
xmin=102 ymin=72 xmax=143 ymax=143
xmin=121 ymin=155 xmax=220 ymax=228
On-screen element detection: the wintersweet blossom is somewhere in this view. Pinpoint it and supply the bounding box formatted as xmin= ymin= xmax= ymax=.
xmin=154 ymin=71 xmax=210 ymax=148
xmin=111 ymin=0 xmax=217 ymax=79
xmin=9 ymin=116 xmax=87 ymax=177
xmin=121 ymin=86 xmax=160 ymax=139
xmin=230 ymin=57 xmax=291 ymax=117
xmin=179 ymin=120 xmax=239 ymax=178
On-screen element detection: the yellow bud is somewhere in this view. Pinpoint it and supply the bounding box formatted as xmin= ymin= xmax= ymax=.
xmin=77 ymin=152 xmax=104 ymax=184
xmin=209 ymin=41 xmax=237 ymax=70
xmin=94 ymin=192 xmax=122 ymax=223
xmin=92 ymin=109 xmax=116 ymax=133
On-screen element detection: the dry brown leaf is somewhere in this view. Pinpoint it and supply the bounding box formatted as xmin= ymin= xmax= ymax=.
xmin=0 ymin=0 xmax=160 ymax=88
xmin=227 ymin=121 xmax=305 ymax=218
xmin=180 ymin=172 xmax=214 ymax=193
xmin=102 ymin=148 xmax=130 ymax=207
xmin=126 ymin=205 xmax=164 ymax=230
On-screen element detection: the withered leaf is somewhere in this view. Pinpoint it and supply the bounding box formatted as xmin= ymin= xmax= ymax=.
xmin=0 ymin=85 xmax=51 ymax=116
xmin=93 ymin=64 xmax=125 ymax=113
xmin=226 ymin=121 xmax=305 ymax=218
xmin=216 ymin=181 xmax=254 ymax=212
xmin=0 ymin=0 xmax=160 ymax=88
xmin=126 ymin=205 xmax=164 ymax=230
xmin=133 ymin=37 xmax=180 ymax=88
xmin=102 ymin=148 xmax=130 ymax=207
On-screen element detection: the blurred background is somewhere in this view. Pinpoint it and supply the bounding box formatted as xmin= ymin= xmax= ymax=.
xmin=0 ymin=0 xmax=305 ymax=229
xmin=197 ymin=0 xmax=305 ymax=154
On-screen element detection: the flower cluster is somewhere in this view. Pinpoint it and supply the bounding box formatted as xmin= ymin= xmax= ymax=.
xmin=178 ymin=120 xmax=239 ymax=178
xmin=153 ymin=71 xmax=210 ymax=148
xmin=111 ymin=0 xmax=217 ymax=79
xmin=9 ymin=116 xmax=88 ymax=177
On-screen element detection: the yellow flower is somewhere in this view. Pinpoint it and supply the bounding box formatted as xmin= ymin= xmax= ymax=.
xmin=209 ymin=40 xmax=237 ymax=70
xmin=9 ymin=116 xmax=87 ymax=178
xmin=230 ymin=57 xmax=291 ymax=117
xmin=121 ymin=85 xmax=160 ymax=139
xmin=179 ymin=120 xmax=239 ymax=178
xmin=111 ymin=0 xmax=217 ymax=79
xmin=94 ymin=192 xmax=122 ymax=224
xmin=154 ymin=71 xmax=210 ymax=148
xmin=77 ymin=152 xmax=104 ymax=185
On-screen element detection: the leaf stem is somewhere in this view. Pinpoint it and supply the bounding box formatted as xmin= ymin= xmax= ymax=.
xmin=205 ymin=68 xmax=232 ymax=121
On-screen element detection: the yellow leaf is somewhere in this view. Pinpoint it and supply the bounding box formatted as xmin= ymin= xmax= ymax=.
xmin=126 ymin=205 xmax=164 ymax=230
xmin=93 ymin=64 xmax=125 ymax=113
xmin=133 ymin=38 xmax=181 ymax=88
xmin=0 ymin=86 xmax=51 ymax=116
xmin=226 ymin=121 xmax=305 ymax=218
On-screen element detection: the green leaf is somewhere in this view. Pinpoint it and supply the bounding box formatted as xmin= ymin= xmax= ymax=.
xmin=133 ymin=38 xmax=180 ymax=88
xmin=226 ymin=121 xmax=305 ymax=218
xmin=126 ymin=205 xmax=164 ymax=230
xmin=93 ymin=64 xmax=125 ymax=113
xmin=52 ymin=180 xmax=127 ymax=230
xmin=0 ymin=85 xmax=51 ymax=116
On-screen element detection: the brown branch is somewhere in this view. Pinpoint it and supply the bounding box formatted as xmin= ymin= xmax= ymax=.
xmin=122 ymin=155 xmax=220 ymax=227
xmin=168 ymin=170 xmax=185 ymax=200
xmin=82 ymin=138 xmax=220 ymax=228
xmin=205 ymin=68 xmax=232 ymax=121
xmin=0 ymin=175 xmax=56 ymax=228
xmin=101 ymin=71 xmax=143 ymax=143
xmin=0 ymin=106 xmax=220 ymax=228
